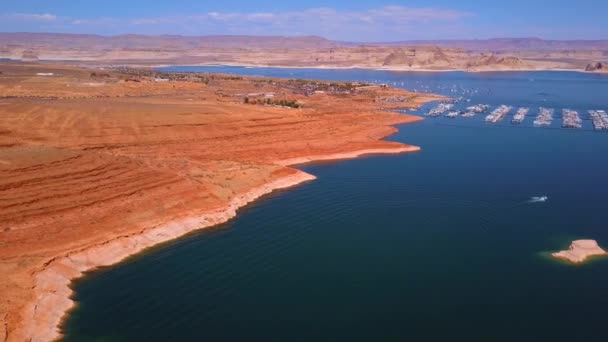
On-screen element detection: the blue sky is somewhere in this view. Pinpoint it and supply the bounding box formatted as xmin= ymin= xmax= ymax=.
xmin=1 ymin=0 xmax=606 ymax=41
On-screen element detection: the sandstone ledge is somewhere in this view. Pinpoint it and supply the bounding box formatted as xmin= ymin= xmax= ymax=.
xmin=18 ymin=171 xmax=315 ymax=342
xmin=15 ymin=146 xmax=423 ymax=342
xmin=277 ymin=146 xmax=421 ymax=166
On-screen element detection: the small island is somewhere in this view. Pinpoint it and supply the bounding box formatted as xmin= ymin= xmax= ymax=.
xmin=552 ymin=240 xmax=608 ymax=264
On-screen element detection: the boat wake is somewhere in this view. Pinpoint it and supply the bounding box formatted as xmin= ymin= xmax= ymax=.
xmin=528 ymin=196 xmax=549 ymax=203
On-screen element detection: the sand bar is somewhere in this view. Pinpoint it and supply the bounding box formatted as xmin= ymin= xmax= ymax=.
xmin=552 ymin=240 xmax=607 ymax=264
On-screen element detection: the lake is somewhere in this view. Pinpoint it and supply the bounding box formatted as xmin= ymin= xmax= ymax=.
xmin=62 ymin=67 xmax=608 ymax=341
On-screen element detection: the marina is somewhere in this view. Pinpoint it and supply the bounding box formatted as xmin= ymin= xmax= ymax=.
xmin=533 ymin=107 xmax=554 ymax=127
xmin=421 ymin=103 xmax=608 ymax=131
xmin=511 ymin=107 xmax=529 ymax=124
xmin=485 ymin=105 xmax=512 ymax=123
xmin=562 ymin=109 xmax=582 ymax=129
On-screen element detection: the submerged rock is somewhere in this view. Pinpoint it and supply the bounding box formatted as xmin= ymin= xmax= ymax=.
xmin=552 ymin=240 xmax=607 ymax=263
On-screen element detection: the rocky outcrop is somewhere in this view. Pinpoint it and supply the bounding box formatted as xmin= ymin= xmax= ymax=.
xmin=382 ymin=47 xmax=452 ymax=68
xmin=383 ymin=50 xmax=415 ymax=67
xmin=585 ymin=62 xmax=604 ymax=72
xmin=466 ymin=54 xmax=526 ymax=70
xmin=552 ymin=240 xmax=607 ymax=263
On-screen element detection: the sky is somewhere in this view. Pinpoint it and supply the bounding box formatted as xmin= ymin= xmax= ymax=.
xmin=1 ymin=0 xmax=606 ymax=41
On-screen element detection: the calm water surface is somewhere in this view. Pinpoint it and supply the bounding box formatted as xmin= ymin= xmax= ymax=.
xmin=62 ymin=67 xmax=608 ymax=341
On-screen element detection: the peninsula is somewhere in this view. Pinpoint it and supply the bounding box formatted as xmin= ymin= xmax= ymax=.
xmin=0 ymin=62 xmax=442 ymax=341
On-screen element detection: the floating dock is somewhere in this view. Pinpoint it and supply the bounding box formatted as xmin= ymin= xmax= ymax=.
xmin=562 ymin=109 xmax=582 ymax=129
xmin=511 ymin=107 xmax=529 ymax=124
xmin=424 ymin=102 xmax=605 ymax=131
xmin=462 ymin=104 xmax=490 ymax=117
xmin=485 ymin=105 xmax=512 ymax=123
xmin=534 ymin=107 xmax=554 ymax=127
xmin=589 ymin=110 xmax=608 ymax=130
xmin=427 ymin=103 xmax=454 ymax=117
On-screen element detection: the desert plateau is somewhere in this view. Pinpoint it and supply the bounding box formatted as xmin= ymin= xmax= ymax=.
xmin=0 ymin=61 xmax=440 ymax=341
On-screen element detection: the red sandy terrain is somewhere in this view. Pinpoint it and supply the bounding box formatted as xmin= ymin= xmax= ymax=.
xmin=0 ymin=62 xmax=442 ymax=341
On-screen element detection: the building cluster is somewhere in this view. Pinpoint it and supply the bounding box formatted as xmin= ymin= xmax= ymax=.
xmin=285 ymin=79 xmax=369 ymax=96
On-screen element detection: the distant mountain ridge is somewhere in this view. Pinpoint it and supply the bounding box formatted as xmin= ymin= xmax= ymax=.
xmin=0 ymin=32 xmax=339 ymax=49
xmin=1 ymin=33 xmax=608 ymax=51
xmin=363 ymin=38 xmax=608 ymax=51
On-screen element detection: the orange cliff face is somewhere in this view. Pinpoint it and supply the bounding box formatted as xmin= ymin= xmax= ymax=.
xmin=0 ymin=62 xmax=443 ymax=341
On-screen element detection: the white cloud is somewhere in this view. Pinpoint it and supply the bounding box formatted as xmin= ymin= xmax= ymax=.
xmin=4 ymin=13 xmax=58 ymax=22
xmin=123 ymin=6 xmax=474 ymax=39
xmin=71 ymin=18 xmax=120 ymax=26
xmin=0 ymin=6 xmax=476 ymax=40
xmin=177 ymin=6 xmax=473 ymax=26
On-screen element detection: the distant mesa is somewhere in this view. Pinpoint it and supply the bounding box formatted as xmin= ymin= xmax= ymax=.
xmin=382 ymin=47 xmax=451 ymax=67
xmin=383 ymin=50 xmax=415 ymax=67
xmin=552 ymin=239 xmax=607 ymax=264
xmin=21 ymin=50 xmax=39 ymax=61
xmin=466 ymin=55 xmax=527 ymax=70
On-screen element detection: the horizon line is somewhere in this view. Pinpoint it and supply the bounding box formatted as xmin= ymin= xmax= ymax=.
xmin=2 ymin=31 xmax=608 ymax=43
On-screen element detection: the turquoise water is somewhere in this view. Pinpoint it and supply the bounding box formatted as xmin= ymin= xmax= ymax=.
xmin=62 ymin=68 xmax=608 ymax=341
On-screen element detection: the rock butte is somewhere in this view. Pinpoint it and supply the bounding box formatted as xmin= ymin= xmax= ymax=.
xmin=552 ymin=240 xmax=608 ymax=264
xmin=0 ymin=62 xmax=444 ymax=341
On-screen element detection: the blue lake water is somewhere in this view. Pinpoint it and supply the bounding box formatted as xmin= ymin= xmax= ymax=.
xmin=62 ymin=67 xmax=608 ymax=341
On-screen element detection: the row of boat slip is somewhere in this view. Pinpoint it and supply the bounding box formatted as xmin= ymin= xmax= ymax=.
xmin=427 ymin=103 xmax=454 ymax=116
xmin=511 ymin=107 xmax=530 ymax=124
xmin=562 ymin=109 xmax=583 ymax=129
xmin=533 ymin=107 xmax=554 ymax=127
xmin=589 ymin=110 xmax=608 ymax=130
xmin=485 ymin=105 xmax=513 ymax=123
xmin=462 ymin=104 xmax=490 ymax=117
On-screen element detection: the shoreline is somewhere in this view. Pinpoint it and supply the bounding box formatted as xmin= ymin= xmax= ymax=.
xmin=276 ymin=146 xmax=421 ymax=166
xmin=11 ymin=58 xmax=598 ymax=74
xmin=151 ymin=61 xmax=596 ymax=74
xmin=15 ymin=145 xmax=421 ymax=342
